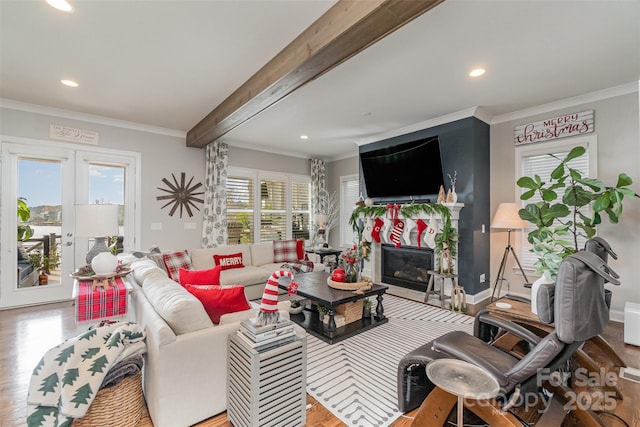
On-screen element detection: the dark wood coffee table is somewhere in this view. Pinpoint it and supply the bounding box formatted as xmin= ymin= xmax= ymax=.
xmin=279 ymin=270 xmax=388 ymax=344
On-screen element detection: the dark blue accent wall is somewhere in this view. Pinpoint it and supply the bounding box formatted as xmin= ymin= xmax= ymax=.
xmin=359 ymin=116 xmax=490 ymax=295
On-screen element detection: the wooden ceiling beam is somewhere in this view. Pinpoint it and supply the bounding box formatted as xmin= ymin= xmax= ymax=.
xmin=186 ymin=0 xmax=444 ymax=148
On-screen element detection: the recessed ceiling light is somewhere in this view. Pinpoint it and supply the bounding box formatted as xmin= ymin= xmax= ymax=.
xmin=300 ymin=135 xmax=309 ymax=140
xmin=61 ymin=79 xmax=79 ymax=87
xmin=469 ymin=68 xmax=486 ymax=77
xmin=46 ymin=0 xmax=74 ymax=13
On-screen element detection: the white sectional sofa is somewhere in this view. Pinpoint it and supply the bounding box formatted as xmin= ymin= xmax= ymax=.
xmin=126 ymin=242 xmax=316 ymax=427
xmin=190 ymin=242 xmax=305 ymax=300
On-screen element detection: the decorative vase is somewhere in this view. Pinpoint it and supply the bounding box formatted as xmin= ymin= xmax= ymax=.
xmin=451 ymin=186 xmax=458 ymax=203
xmin=91 ymin=251 xmax=118 ymax=275
xmin=345 ymin=263 xmax=359 ymax=283
xmin=39 ymin=274 xmax=48 ymax=286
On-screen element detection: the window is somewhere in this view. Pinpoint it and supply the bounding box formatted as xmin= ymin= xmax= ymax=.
xmin=226 ymin=175 xmax=254 ymax=244
xmin=226 ymin=167 xmax=310 ymax=244
xmin=340 ymin=174 xmax=360 ymax=247
xmin=515 ymin=136 xmax=597 ymax=268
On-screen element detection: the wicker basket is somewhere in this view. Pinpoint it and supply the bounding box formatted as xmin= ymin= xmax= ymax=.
xmin=73 ymin=371 xmax=143 ymax=427
xmin=336 ymin=299 xmax=364 ymax=324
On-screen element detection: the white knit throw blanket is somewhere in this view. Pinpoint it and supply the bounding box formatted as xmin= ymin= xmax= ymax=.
xmin=26 ymin=322 xmax=146 ymax=427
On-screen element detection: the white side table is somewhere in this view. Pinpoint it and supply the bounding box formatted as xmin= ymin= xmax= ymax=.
xmin=228 ymin=331 xmax=307 ymax=427
xmin=426 ymin=358 xmax=500 ymax=427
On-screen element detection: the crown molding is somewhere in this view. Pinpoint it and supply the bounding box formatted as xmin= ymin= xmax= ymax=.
xmin=491 ymin=82 xmax=639 ymax=124
xmin=223 ymin=138 xmax=313 ymax=160
xmin=0 ymin=98 xmax=186 ymax=138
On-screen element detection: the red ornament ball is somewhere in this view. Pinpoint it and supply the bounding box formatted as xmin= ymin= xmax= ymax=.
xmin=331 ymin=268 xmax=346 ymax=282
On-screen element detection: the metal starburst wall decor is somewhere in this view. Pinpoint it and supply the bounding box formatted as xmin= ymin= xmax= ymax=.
xmin=156 ymin=172 xmax=204 ymax=218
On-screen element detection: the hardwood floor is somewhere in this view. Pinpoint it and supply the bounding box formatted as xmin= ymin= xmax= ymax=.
xmin=2 ymin=300 xmax=638 ymax=426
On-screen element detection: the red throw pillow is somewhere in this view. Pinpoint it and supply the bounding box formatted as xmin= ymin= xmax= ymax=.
xmin=213 ymin=252 xmax=244 ymax=270
xmin=296 ymin=239 xmax=305 ymax=260
xmin=178 ymin=266 xmax=221 ymax=287
xmin=185 ymin=285 xmax=250 ymax=324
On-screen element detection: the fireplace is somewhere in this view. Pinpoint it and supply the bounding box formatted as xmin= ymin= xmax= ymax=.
xmin=381 ymin=244 xmax=434 ymax=292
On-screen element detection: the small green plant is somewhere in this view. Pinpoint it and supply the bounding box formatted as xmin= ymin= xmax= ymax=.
xmin=317 ymin=305 xmax=328 ymax=315
xmin=435 ymin=220 xmax=458 ymax=274
xmin=362 ymin=298 xmax=371 ymax=310
xmin=517 ymin=146 xmax=639 ymax=281
xmin=28 ymin=246 xmax=60 ymax=274
xmin=17 ymin=197 xmax=34 ymax=242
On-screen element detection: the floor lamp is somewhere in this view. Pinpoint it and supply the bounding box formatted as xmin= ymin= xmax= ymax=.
xmin=490 ymin=203 xmax=530 ymax=301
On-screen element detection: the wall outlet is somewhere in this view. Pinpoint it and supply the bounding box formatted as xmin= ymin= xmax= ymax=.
xmin=151 ymin=223 xmax=162 ymax=231
xmin=480 ymin=273 xmax=486 ymax=282
xmin=184 ymin=222 xmax=196 ymax=230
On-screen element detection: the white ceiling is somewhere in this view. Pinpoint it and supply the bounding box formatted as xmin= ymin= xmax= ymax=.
xmin=2 ymin=0 xmax=639 ymax=161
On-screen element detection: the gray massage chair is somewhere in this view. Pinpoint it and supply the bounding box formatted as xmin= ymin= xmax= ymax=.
xmin=397 ymin=249 xmax=620 ymax=423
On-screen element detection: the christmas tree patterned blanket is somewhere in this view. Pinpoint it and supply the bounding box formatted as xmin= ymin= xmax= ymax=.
xmin=26 ymin=322 xmax=146 ymax=427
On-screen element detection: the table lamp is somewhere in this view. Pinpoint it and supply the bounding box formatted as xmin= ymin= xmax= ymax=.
xmin=314 ymin=213 xmax=328 ymax=248
xmin=75 ymin=204 xmax=119 ymax=266
xmin=490 ymin=202 xmax=530 ymax=301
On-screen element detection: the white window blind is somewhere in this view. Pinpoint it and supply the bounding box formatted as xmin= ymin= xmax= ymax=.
xmin=291 ymin=180 xmax=311 ymax=241
xmin=227 ymin=175 xmax=254 ymax=244
xmin=260 ymin=178 xmax=286 ymax=242
xmin=518 ymin=140 xmax=593 ymax=268
xmin=341 ymin=175 xmax=360 ymax=247
xmin=226 ymin=167 xmax=310 ymax=244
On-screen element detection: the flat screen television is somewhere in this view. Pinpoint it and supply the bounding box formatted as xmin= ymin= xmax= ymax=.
xmin=360 ymin=136 xmax=444 ymax=202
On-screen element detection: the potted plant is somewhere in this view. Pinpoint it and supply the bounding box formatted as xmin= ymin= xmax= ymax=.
xmin=517 ymin=146 xmax=639 ymax=282
xmin=28 ymin=245 xmax=61 ymax=285
xmin=28 ymin=251 xmax=48 ymax=285
xmin=317 ymin=304 xmax=328 ymax=322
xmin=362 ymin=298 xmax=372 ymax=318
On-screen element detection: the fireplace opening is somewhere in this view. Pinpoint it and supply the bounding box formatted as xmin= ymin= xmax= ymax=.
xmin=381 ymin=244 xmax=434 ymax=291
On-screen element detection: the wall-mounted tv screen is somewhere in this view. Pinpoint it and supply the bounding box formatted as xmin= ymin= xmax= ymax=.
xmin=360 ymin=136 xmax=444 ymax=201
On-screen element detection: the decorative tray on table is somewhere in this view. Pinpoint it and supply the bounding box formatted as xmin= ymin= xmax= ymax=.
xmin=71 ymin=267 xmax=131 ymax=290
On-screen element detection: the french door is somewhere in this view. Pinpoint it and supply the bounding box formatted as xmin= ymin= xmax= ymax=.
xmin=1 ymin=138 xmax=139 ymax=309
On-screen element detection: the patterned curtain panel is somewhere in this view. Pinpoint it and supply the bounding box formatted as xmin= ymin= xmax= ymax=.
xmin=201 ymin=141 xmax=229 ymax=247
xmin=310 ymin=158 xmax=326 ymax=239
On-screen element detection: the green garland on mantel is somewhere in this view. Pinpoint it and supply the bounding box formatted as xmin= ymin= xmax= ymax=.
xmin=348 ymin=203 xmax=453 ymax=234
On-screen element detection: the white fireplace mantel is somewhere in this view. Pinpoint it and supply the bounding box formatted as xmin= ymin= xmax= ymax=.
xmin=362 ymin=203 xmax=464 ymax=283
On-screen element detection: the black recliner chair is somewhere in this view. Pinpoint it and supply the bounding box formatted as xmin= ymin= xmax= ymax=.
xmin=397 ymin=250 xmax=620 ymax=425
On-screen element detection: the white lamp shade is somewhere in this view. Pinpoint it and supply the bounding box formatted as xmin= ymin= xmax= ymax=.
xmin=491 ymin=203 xmax=529 ymax=230
xmin=315 ymin=213 xmax=328 ymax=225
xmin=75 ymin=204 xmax=119 ymax=237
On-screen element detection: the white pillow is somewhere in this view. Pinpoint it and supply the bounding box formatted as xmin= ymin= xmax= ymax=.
xmin=142 ymin=275 xmax=213 ymax=334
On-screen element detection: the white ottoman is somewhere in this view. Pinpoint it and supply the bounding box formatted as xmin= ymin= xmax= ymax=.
xmin=624 ymin=302 xmax=640 ymax=346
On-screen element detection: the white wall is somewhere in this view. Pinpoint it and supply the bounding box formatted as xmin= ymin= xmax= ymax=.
xmin=490 ymin=89 xmax=640 ymax=320
xmin=228 ymin=145 xmax=310 ymax=175
xmin=326 ymin=155 xmax=359 ymax=248
xmin=1 ymin=105 xmax=312 ymax=253
xmin=1 ymin=105 xmax=205 ymax=250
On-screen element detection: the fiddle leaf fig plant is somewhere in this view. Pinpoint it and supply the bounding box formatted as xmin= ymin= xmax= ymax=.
xmin=517 ymin=146 xmax=639 ymax=281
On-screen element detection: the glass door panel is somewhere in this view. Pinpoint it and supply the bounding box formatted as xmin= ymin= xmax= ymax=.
xmin=87 ymin=164 xmax=125 ymax=254
xmin=1 ymin=143 xmax=75 ymax=308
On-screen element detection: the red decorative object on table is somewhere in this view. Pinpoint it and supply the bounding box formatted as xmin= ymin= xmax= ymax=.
xmin=331 ymin=268 xmax=346 ymax=282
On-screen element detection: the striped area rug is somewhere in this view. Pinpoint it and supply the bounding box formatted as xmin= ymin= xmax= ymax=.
xmin=305 ymin=294 xmax=474 ymax=427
